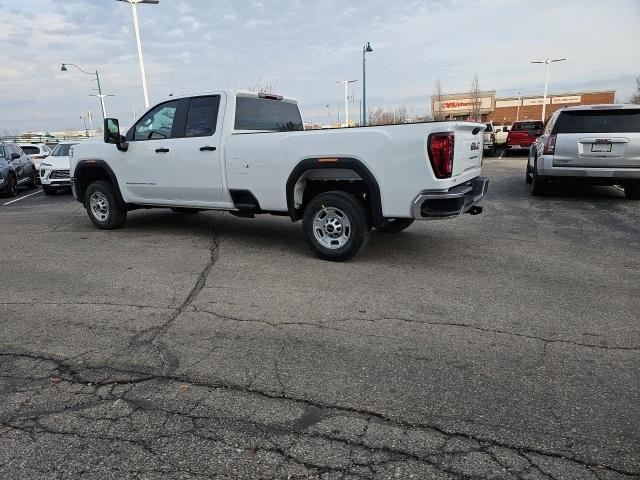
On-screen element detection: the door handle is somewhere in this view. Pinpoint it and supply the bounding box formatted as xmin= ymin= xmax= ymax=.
xmin=200 ymin=146 xmax=217 ymax=152
xmin=155 ymin=148 xmax=170 ymax=153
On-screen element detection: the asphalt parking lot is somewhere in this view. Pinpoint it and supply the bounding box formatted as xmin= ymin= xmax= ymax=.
xmin=1 ymin=156 xmax=638 ymax=480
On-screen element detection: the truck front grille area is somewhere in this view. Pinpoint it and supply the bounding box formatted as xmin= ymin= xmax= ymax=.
xmin=49 ymin=170 xmax=70 ymax=179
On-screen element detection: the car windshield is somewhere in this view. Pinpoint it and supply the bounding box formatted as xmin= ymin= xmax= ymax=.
xmin=512 ymin=122 xmax=542 ymax=131
xmin=555 ymin=110 xmax=640 ymax=134
xmin=20 ymin=146 xmax=40 ymax=155
xmin=51 ymin=144 xmax=77 ymax=156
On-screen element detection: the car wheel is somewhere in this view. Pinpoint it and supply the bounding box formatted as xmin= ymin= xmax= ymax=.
xmin=530 ymin=160 xmax=548 ymax=196
xmin=3 ymin=174 xmax=18 ymax=197
xmin=525 ymin=165 xmax=532 ymax=184
xmin=85 ymin=180 xmax=127 ymax=230
xmin=171 ymin=207 xmax=202 ymax=214
xmin=27 ymin=172 xmax=37 ymax=189
xmin=376 ymin=218 xmax=415 ymax=234
xmin=303 ymin=191 xmax=371 ymax=261
xmin=624 ymin=184 xmax=640 ymax=200
xmin=42 ymin=185 xmax=57 ymax=196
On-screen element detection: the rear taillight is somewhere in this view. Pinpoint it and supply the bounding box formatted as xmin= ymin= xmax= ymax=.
xmin=428 ymin=133 xmax=454 ymax=179
xmin=543 ymin=134 xmax=557 ymax=155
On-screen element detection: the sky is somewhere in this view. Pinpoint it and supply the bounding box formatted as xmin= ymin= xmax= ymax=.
xmin=1 ymin=0 xmax=639 ymax=132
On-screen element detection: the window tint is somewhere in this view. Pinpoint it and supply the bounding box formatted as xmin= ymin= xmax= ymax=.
xmin=555 ymin=110 xmax=640 ymax=134
xmin=235 ymin=97 xmax=303 ymax=132
xmin=512 ymin=122 xmax=543 ymax=131
xmin=20 ymin=146 xmax=40 ymax=155
xmin=51 ymin=144 xmax=77 ymax=156
xmin=185 ymin=96 xmax=220 ymax=137
xmin=134 ymin=101 xmax=179 ymax=141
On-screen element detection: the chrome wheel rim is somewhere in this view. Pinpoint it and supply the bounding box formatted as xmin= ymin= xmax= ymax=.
xmin=89 ymin=192 xmax=109 ymax=222
xmin=313 ymin=206 xmax=351 ymax=249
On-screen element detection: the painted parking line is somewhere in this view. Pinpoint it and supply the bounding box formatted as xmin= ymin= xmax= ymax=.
xmin=2 ymin=190 xmax=43 ymax=206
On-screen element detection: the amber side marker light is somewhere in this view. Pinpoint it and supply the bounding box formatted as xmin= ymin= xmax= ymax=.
xmin=318 ymin=158 xmax=339 ymax=163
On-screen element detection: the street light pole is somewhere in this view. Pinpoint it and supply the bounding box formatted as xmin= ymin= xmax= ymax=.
xmin=362 ymin=42 xmax=373 ymax=126
xmin=61 ymin=63 xmax=110 ymax=120
xmin=336 ymin=80 xmax=358 ymax=127
xmin=117 ymin=0 xmax=159 ymax=109
xmin=531 ymin=58 xmax=566 ymax=121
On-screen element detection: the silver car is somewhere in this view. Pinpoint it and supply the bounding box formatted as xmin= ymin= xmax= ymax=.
xmin=526 ymin=104 xmax=640 ymax=198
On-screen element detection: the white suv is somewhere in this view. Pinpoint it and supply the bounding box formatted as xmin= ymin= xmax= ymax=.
xmin=527 ymin=104 xmax=640 ymax=198
xmin=40 ymin=142 xmax=78 ymax=195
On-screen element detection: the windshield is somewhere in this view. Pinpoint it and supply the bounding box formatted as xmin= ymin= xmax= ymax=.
xmin=51 ymin=144 xmax=77 ymax=156
xmin=556 ymin=110 xmax=640 ymax=134
xmin=512 ymin=122 xmax=542 ymax=131
xmin=235 ymin=97 xmax=304 ymax=132
xmin=20 ymin=146 xmax=40 ymax=155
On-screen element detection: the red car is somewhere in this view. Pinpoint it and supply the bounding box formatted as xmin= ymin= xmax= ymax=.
xmin=505 ymin=120 xmax=543 ymax=155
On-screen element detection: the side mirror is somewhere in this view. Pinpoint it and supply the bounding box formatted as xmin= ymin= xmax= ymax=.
xmin=104 ymin=118 xmax=128 ymax=152
xmin=10 ymin=153 xmax=20 ymax=160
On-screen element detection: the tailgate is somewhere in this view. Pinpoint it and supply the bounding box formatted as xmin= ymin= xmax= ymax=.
xmin=452 ymin=122 xmax=485 ymax=177
xmin=508 ymin=131 xmax=533 ymax=146
xmin=553 ymin=134 xmax=640 ymax=168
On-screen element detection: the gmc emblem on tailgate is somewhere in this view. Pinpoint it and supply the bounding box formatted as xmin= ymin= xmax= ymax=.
xmin=470 ymin=141 xmax=480 ymax=151
xmin=595 ymin=139 xmax=612 ymax=144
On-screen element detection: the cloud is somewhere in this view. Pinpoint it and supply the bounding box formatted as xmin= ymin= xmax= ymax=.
xmin=0 ymin=0 xmax=638 ymax=131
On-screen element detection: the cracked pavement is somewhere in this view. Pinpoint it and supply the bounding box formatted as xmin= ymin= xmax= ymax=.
xmin=1 ymin=158 xmax=639 ymax=479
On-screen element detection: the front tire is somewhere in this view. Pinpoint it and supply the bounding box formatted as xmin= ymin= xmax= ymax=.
xmin=85 ymin=180 xmax=127 ymax=230
xmin=376 ymin=218 xmax=415 ymax=234
xmin=624 ymin=184 xmax=640 ymax=200
xmin=302 ymin=191 xmax=371 ymax=261
xmin=3 ymin=175 xmax=17 ymax=197
xmin=27 ymin=172 xmax=38 ymax=189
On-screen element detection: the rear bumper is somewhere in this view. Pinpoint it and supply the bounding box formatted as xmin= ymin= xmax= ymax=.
xmin=537 ymin=156 xmax=640 ymax=180
xmin=412 ymin=177 xmax=489 ymax=219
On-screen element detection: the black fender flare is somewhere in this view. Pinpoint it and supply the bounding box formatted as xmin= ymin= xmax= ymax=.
xmin=285 ymin=157 xmax=383 ymax=225
xmin=73 ymin=160 xmax=126 ymax=207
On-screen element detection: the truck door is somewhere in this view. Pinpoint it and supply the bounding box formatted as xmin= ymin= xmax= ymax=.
xmin=120 ymin=100 xmax=181 ymax=204
xmin=171 ymin=95 xmax=225 ymax=205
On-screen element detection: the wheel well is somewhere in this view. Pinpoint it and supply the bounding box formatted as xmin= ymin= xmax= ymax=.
xmin=286 ymin=160 xmax=383 ymax=226
xmin=75 ymin=164 xmax=122 ymax=205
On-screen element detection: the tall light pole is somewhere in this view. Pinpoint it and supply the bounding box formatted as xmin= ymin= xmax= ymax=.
xmin=516 ymin=91 xmax=521 ymax=122
xmin=531 ymin=58 xmax=566 ymax=121
xmin=336 ymin=80 xmax=358 ymax=127
xmin=61 ymin=63 xmax=110 ymax=120
xmin=362 ymin=42 xmax=373 ymax=126
xmin=117 ymin=0 xmax=159 ymax=109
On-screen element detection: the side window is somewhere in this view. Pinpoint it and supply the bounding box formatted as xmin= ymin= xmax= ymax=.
xmin=0 ymin=146 xmax=5 ymax=158
xmin=133 ymin=101 xmax=179 ymax=141
xmin=185 ymin=96 xmax=220 ymax=137
xmin=11 ymin=146 xmax=23 ymax=156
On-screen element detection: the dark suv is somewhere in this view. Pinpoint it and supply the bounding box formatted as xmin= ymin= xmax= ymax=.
xmin=0 ymin=143 xmax=37 ymax=197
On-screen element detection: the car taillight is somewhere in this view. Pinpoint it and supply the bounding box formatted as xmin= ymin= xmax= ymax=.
xmin=428 ymin=133 xmax=454 ymax=179
xmin=543 ymin=134 xmax=557 ymax=155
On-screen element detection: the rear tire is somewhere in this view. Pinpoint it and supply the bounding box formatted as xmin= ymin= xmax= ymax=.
xmin=525 ymin=165 xmax=532 ymax=184
xmin=530 ymin=160 xmax=549 ymax=196
xmin=376 ymin=218 xmax=415 ymax=234
xmin=27 ymin=172 xmax=37 ymax=189
xmin=171 ymin=207 xmax=202 ymax=214
xmin=624 ymin=184 xmax=640 ymax=200
xmin=302 ymin=191 xmax=371 ymax=262
xmin=85 ymin=180 xmax=127 ymax=230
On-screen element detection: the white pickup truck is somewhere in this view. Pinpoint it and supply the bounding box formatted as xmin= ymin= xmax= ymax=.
xmin=69 ymin=91 xmax=488 ymax=261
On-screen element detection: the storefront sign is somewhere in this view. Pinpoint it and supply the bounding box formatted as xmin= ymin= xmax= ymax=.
xmin=435 ymin=96 xmax=493 ymax=113
xmin=552 ymin=95 xmax=581 ymax=104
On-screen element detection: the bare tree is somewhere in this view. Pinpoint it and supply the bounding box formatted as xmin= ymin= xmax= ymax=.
xmin=469 ymin=73 xmax=481 ymax=122
xmin=226 ymin=76 xmax=279 ymax=94
xmin=631 ymin=75 xmax=640 ymax=104
xmin=368 ymin=106 xmax=408 ymax=126
xmin=432 ymin=78 xmax=445 ymax=121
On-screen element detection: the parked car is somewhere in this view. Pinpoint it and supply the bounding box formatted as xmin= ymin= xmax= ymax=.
xmin=39 ymin=141 xmax=78 ymax=195
xmin=19 ymin=143 xmax=52 ymax=182
xmin=0 ymin=143 xmax=37 ymax=197
xmin=505 ymin=120 xmax=543 ymax=155
xmin=70 ymin=91 xmax=488 ymax=261
xmin=494 ymin=125 xmax=510 ymax=145
xmin=526 ymin=104 xmax=640 ymax=198
xmin=483 ymin=123 xmax=496 ymax=155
